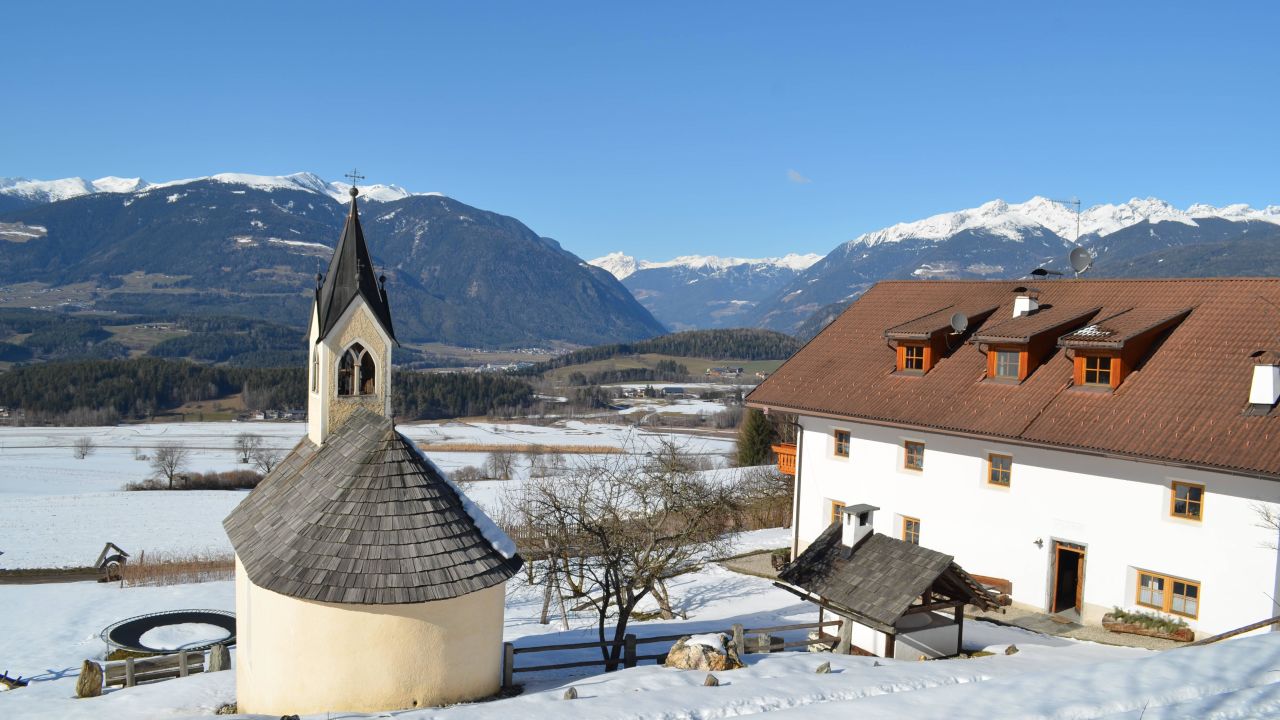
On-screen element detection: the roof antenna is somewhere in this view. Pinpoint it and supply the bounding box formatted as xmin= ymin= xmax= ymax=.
xmin=1049 ymin=196 xmax=1082 ymax=244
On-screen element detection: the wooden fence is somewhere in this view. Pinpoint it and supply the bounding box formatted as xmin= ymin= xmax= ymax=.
xmin=502 ymin=619 xmax=840 ymax=689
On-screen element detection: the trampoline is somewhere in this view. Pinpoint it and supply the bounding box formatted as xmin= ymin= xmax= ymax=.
xmin=100 ymin=609 xmax=236 ymax=654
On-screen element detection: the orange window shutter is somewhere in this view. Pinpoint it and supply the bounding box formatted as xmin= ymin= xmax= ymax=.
xmin=1018 ymin=350 xmax=1029 ymax=381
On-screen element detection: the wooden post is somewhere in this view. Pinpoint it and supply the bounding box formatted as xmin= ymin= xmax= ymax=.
xmin=624 ymin=634 xmax=637 ymax=668
xmin=178 ymin=650 xmax=188 ymax=677
xmin=502 ymin=642 xmax=515 ymax=690
xmin=885 ymin=632 xmax=896 ymax=659
xmin=124 ymin=657 xmax=135 ymax=687
xmin=837 ymin=617 xmax=852 ymax=655
xmin=955 ymin=605 xmax=965 ymax=656
xmin=731 ymin=624 xmax=745 ymax=657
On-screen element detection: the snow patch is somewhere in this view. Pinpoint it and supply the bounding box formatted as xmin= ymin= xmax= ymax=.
xmin=138 ymin=623 xmax=230 ymax=651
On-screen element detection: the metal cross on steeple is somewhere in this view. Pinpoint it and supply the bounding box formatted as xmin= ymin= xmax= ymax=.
xmin=344 ymin=168 xmax=366 ymax=190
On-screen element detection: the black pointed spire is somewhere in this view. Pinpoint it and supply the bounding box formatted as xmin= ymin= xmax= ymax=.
xmin=315 ymin=186 xmax=396 ymax=342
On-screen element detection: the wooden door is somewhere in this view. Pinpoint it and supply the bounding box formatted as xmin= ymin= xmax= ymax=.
xmin=1051 ymin=541 xmax=1086 ymax=614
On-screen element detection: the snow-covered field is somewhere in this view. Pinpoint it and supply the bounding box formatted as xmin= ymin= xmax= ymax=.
xmin=3 ymin=526 xmax=1278 ymax=719
xmin=0 ymin=420 xmax=734 ymax=569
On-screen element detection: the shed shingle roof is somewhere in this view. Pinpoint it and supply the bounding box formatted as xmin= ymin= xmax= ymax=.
xmin=224 ymin=409 xmax=521 ymax=604
xmin=747 ymin=279 xmax=1280 ymax=479
xmin=778 ymin=525 xmax=997 ymax=628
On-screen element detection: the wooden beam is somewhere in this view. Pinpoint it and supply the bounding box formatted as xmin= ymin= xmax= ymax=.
xmin=902 ymin=599 xmax=966 ymax=615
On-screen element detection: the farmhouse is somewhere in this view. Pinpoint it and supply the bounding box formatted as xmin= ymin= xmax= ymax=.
xmin=224 ymin=186 xmax=522 ymax=715
xmin=749 ymin=279 xmax=1280 ymax=640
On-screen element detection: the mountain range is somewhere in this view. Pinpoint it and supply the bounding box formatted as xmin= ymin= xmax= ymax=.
xmin=588 ymin=252 xmax=821 ymax=330
xmin=4 ymin=173 xmax=1278 ymax=347
xmin=0 ymin=173 xmax=664 ymax=347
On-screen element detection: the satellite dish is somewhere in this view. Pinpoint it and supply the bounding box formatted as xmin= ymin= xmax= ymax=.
xmin=950 ymin=312 xmax=968 ymax=334
xmin=1069 ymin=247 xmax=1093 ymax=275
xmin=1031 ymin=267 xmax=1063 ymax=278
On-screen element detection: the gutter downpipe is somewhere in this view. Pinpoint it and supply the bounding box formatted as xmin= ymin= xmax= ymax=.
xmin=789 ymin=417 xmax=804 ymax=560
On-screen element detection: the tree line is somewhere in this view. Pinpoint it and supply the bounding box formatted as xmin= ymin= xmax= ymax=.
xmin=518 ymin=328 xmax=801 ymax=376
xmin=0 ymin=357 xmax=534 ymax=423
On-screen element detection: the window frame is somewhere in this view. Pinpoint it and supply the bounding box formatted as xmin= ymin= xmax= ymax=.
xmin=830 ymin=500 xmax=846 ymax=526
xmin=1169 ymin=481 xmax=1204 ymax=521
xmin=900 ymin=344 xmax=926 ymax=372
xmin=902 ymin=516 xmax=921 ymax=545
xmin=1081 ymin=355 xmax=1114 ymax=387
xmin=987 ymin=453 xmax=1012 ymax=487
xmin=903 ymin=440 xmax=925 ymax=471
xmin=833 ymin=429 xmax=851 ymax=458
xmin=1136 ymin=570 xmax=1200 ymax=619
xmin=993 ymin=350 xmax=1021 ymax=380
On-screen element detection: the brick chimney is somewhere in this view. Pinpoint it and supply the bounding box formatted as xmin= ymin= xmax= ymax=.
xmin=841 ymin=504 xmax=879 ymax=548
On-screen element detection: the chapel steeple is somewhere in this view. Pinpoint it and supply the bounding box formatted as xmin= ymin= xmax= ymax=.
xmin=315 ymin=186 xmax=395 ymax=343
xmin=306 ymin=182 xmax=396 ymax=445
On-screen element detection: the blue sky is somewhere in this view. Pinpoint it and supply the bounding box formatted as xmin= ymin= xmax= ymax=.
xmin=5 ymin=1 xmax=1278 ymax=261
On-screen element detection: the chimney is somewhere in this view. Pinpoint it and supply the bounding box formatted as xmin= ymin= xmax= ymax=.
xmin=841 ymin=504 xmax=879 ymax=548
xmin=1012 ymin=287 xmax=1040 ymax=318
xmin=1249 ymin=351 xmax=1280 ymax=407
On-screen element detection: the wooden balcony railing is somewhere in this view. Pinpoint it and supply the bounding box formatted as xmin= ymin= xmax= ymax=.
xmin=772 ymin=443 xmax=797 ymax=475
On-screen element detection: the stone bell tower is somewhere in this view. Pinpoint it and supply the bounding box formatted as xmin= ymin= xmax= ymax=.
xmin=306 ymin=185 xmax=396 ymax=445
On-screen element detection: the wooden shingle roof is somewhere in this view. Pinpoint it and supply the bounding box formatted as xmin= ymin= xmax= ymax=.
xmin=778 ymin=524 xmax=998 ymax=628
xmin=748 ymin=278 xmax=1280 ymax=479
xmin=224 ymin=409 xmax=521 ymax=604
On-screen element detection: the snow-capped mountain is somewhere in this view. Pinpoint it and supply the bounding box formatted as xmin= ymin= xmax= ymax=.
xmin=589 ymin=252 xmax=821 ymax=280
xmin=850 ymin=196 xmax=1280 ymax=248
xmin=589 ymin=252 xmax=823 ymax=330
xmin=757 ymin=196 xmax=1280 ymax=334
xmin=0 ymin=176 xmax=662 ymax=347
xmin=0 ymin=172 xmax=441 ymax=211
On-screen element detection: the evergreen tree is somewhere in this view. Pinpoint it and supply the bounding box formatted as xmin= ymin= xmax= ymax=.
xmin=736 ymin=408 xmax=777 ymax=466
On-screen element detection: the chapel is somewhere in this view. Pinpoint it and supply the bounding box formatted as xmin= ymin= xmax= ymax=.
xmin=224 ymin=186 xmax=522 ymax=715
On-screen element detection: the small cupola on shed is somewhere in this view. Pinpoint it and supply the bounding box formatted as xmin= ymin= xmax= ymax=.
xmin=1249 ymin=350 xmax=1280 ymax=410
xmin=840 ymin=503 xmax=879 ymax=548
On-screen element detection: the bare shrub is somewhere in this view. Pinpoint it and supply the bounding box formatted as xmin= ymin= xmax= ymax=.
xmin=124 ymin=469 xmax=262 ymax=491
xmin=449 ymin=465 xmax=485 ymax=491
xmin=73 ymin=436 xmax=96 ymax=460
xmin=121 ymin=550 xmax=235 ymax=587
xmin=734 ymin=466 xmax=794 ymax=530
xmin=712 ymin=405 xmax=744 ymax=429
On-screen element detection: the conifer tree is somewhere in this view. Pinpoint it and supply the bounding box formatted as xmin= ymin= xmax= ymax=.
xmin=736 ymin=408 xmax=777 ymax=466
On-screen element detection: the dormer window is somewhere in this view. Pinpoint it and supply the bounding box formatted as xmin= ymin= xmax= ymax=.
xmin=993 ymin=350 xmax=1021 ymax=380
xmin=1058 ymin=308 xmax=1191 ymax=392
xmin=901 ymin=345 xmax=925 ymax=372
xmin=1080 ymin=355 xmax=1114 ymax=387
xmin=337 ymin=343 xmax=376 ymax=397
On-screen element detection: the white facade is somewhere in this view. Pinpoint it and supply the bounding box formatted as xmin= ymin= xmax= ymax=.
xmin=793 ymin=415 xmax=1280 ymax=636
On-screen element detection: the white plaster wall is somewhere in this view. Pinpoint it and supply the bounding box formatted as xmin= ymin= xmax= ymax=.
xmin=795 ymin=416 xmax=1280 ymax=636
xmin=235 ymin=560 xmax=505 ymax=715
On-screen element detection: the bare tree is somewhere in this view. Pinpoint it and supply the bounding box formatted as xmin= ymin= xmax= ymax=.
xmin=449 ymin=465 xmax=485 ymax=492
xmin=502 ymin=441 xmax=737 ymax=670
xmin=234 ymin=433 xmax=264 ymax=464
xmin=1254 ymin=503 xmax=1280 ymax=550
xmin=250 ymin=447 xmax=283 ymax=475
xmin=150 ymin=442 xmax=191 ymax=489
xmin=485 ymin=450 xmax=515 ymax=480
xmin=72 ymin=436 xmax=96 ymax=460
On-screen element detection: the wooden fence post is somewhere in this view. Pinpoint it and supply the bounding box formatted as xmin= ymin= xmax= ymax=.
xmin=624 ymin=634 xmax=637 ymax=668
xmin=178 ymin=650 xmax=189 ymax=677
xmin=731 ymin=624 xmax=744 ymax=657
xmin=502 ymin=642 xmax=515 ymax=690
xmin=124 ymin=657 xmax=135 ymax=687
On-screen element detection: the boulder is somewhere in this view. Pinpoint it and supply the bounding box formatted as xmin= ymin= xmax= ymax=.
xmin=208 ymin=644 xmax=231 ymax=672
xmin=75 ymin=660 xmax=103 ymax=698
xmin=563 ymin=687 xmax=578 ymax=700
xmin=664 ymin=633 xmax=744 ymax=672
xmin=703 ymin=673 xmax=719 ymax=687
xmin=1004 ymin=644 xmax=1019 ymax=655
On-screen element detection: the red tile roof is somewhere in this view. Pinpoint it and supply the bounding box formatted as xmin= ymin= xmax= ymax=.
xmin=747 ymin=279 xmax=1280 ymax=479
